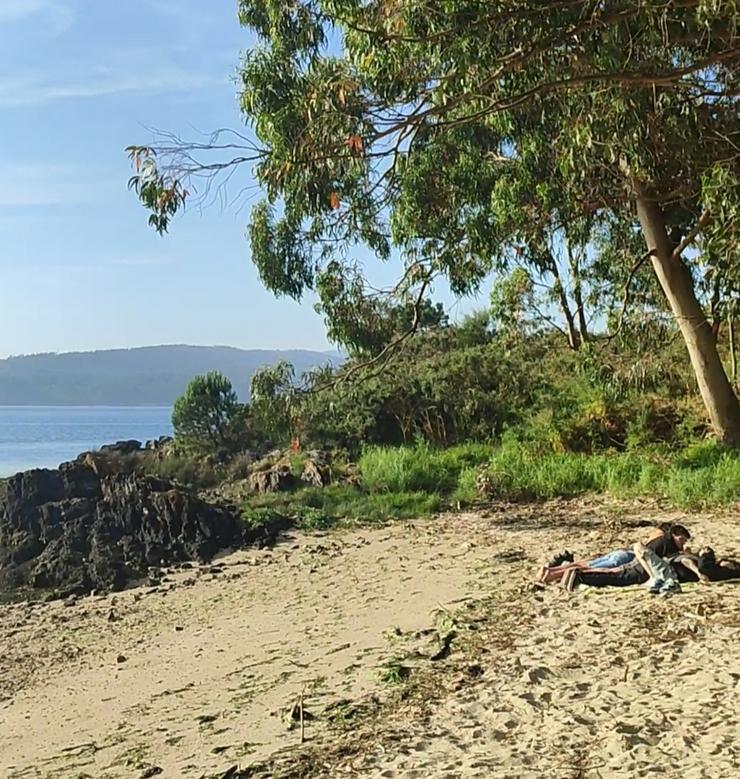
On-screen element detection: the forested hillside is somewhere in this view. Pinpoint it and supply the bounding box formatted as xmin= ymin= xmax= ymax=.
xmin=0 ymin=345 xmax=339 ymax=406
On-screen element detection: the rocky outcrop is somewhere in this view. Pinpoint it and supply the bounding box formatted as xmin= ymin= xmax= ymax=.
xmin=0 ymin=462 xmax=285 ymax=598
xmin=300 ymin=450 xmax=331 ymax=488
xmin=248 ymin=449 xmax=332 ymax=495
xmin=98 ymin=439 xmax=144 ymax=456
xmin=249 ymin=464 xmax=296 ymax=495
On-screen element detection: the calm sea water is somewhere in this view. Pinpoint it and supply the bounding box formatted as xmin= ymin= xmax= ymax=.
xmin=0 ymin=406 xmax=172 ymax=477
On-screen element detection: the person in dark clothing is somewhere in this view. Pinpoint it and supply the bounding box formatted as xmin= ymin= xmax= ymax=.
xmin=565 ymin=536 xmax=740 ymax=591
xmin=645 ymin=523 xmax=690 ymax=559
xmin=674 ymin=547 xmax=740 ymax=583
xmin=566 ymin=560 xmax=646 ymax=590
xmin=632 ymin=543 xmax=740 ymax=592
xmin=562 ymin=524 xmax=691 ymax=591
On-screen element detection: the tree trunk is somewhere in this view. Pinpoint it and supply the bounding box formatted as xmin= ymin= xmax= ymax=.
xmin=567 ymin=245 xmax=590 ymax=344
xmin=556 ymin=284 xmax=581 ymax=351
xmin=729 ymin=312 xmax=737 ymax=387
xmin=635 ymin=195 xmax=740 ymax=447
xmin=545 ymin=250 xmax=581 ymax=350
xmin=709 ymin=274 xmax=722 ymax=342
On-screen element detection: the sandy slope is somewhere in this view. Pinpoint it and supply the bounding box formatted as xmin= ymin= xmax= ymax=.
xmin=342 ymin=509 xmax=740 ymax=779
xmin=1 ymin=501 xmax=738 ymax=779
xmin=1 ymin=516 xmax=496 ymax=778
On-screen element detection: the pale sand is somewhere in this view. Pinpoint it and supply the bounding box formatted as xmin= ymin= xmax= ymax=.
xmin=1 ymin=500 xmax=738 ymax=778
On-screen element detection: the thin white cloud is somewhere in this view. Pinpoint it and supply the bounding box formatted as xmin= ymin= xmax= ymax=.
xmin=0 ymin=67 xmax=219 ymax=107
xmin=0 ymin=0 xmax=48 ymax=21
xmin=0 ymin=0 xmax=74 ymax=35
xmin=0 ymin=163 xmax=118 ymax=207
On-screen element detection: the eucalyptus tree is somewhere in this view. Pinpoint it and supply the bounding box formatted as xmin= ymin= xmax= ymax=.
xmin=129 ymin=0 xmax=740 ymax=444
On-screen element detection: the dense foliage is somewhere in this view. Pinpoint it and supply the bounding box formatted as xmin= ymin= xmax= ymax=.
xmin=159 ymin=313 xmax=737 ymax=510
xmin=172 ymin=371 xmax=247 ymax=456
xmin=240 ymin=311 xmax=707 ymax=455
xmin=130 ymin=0 xmax=740 ymax=443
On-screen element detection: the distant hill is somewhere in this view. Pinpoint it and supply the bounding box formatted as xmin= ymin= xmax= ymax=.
xmin=0 ymin=345 xmax=341 ymax=406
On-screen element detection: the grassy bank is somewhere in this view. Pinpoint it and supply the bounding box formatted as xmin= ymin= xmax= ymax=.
xmin=361 ymin=439 xmax=739 ymax=510
xmin=243 ymin=485 xmax=442 ymax=530
xmin=240 ymin=439 xmax=739 ymax=528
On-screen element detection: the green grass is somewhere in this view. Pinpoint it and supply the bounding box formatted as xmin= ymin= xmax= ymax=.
xmin=243 ymin=484 xmax=442 ymax=529
xmin=451 ymin=465 xmax=481 ymax=505
xmin=238 ymin=440 xmax=737 ymax=528
xmin=477 ymin=438 xmax=739 ymax=509
xmin=355 ymin=439 xmax=739 ymax=510
xmin=377 ymin=660 xmax=411 ymax=685
xmin=359 ymin=442 xmax=495 ymax=494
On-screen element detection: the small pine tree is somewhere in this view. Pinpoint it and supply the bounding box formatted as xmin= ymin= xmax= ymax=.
xmin=172 ymin=371 xmax=245 ymax=456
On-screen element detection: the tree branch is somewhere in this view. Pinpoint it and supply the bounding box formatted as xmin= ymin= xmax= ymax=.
xmin=315 ymin=277 xmax=434 ymax=391
xmin=602 ymin=248 xmax=656 ymax=342
xmin=671 ymin=211 xmax=711 ymax=260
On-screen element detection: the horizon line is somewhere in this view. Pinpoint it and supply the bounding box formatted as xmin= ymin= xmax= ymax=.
xmin=0 ymin=343 xmax=342 ymax=361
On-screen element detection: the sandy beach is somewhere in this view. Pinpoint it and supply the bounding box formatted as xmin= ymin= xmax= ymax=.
xmin=1 ymin=499 xmax=738 ymax=778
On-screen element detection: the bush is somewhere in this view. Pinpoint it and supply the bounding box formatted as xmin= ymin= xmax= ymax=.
xmin=223 ymin=452 xmax=257 ymax=482
xmin=172 ymin=371 xmax=248 ymax=457
xmin=140 ymin=454 xmax=222 ymax=489
xmin=557 ymin=400 xmax=628 ymax=453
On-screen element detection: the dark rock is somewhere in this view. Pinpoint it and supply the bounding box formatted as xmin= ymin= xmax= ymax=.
xmin=99 ymin=440 xmax=143 ymax=456
xmin=0 ymin=461 xmax=285 ymax=598
xmin=145 ymin=436 xmax=173 ymax=451
xmin=116 ymin=654 xmax=127 ymax=663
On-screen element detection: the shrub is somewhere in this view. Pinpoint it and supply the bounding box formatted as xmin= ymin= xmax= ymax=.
xmin=172 ymin=371 xmax=248 ymax=457
xmin=140 ymin=454 xmax=221 ymax=489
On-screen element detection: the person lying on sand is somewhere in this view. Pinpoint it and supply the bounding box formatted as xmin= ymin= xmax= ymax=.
xmin=558 ymin=524 xmax=691 ymax=591
xmin=672 ymin=547 xmax=740 ymax=583
xmin=562 ymin=537 xmax=740 ymax=592
xmin=537 ymin=523 xmax=689 ymax=584
xmin=632 ymin=542 xmax=682 ymax=594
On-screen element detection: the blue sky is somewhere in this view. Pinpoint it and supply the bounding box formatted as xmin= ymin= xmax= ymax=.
xmin=0 ymin=0 xmax=483 ymax=359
